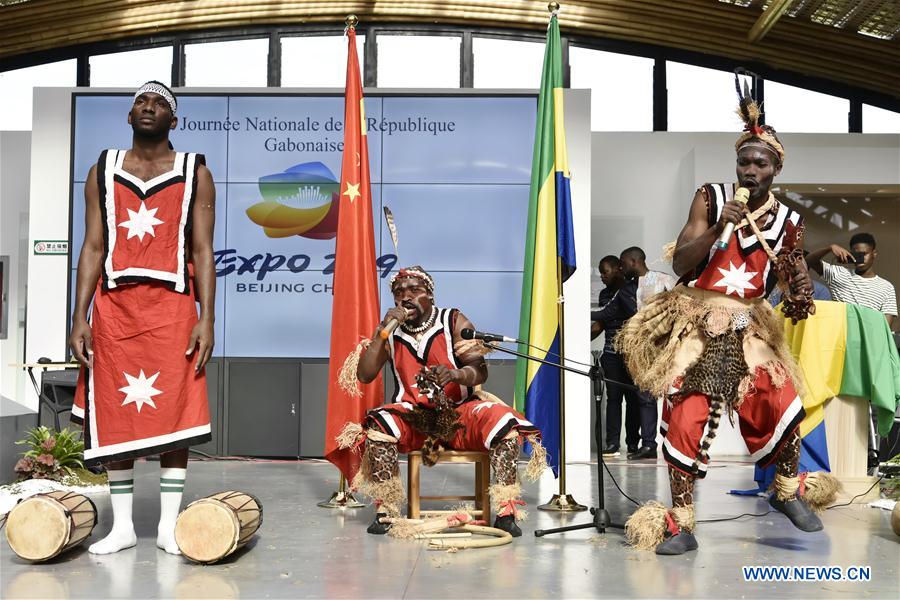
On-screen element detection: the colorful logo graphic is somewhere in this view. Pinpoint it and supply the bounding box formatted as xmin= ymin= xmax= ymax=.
xmin=246 ymin=162 xmax=340 ymax=239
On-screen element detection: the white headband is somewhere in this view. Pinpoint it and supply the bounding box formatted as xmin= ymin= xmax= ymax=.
xmin=134 ymin=82 xmax=177 ymax=115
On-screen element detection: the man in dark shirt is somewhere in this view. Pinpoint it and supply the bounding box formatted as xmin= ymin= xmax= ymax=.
xmin=591 ymin=256 xmax=648 ymax=457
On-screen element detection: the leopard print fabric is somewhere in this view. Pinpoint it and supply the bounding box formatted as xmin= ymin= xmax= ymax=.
xmin=678 ymin=328 xmax=749 ymax=474
xmin=397 ymin=368 xmax=464 ymax=466
xmin=490 ymin=438 xmax=519 ymax=486
xmin=775 ymin=429 xmax=801 ymax=480
xmin=669 ymin=468 xmax=695 ymax=532
xmin=366 ymin=439 xmax=400 ymax=483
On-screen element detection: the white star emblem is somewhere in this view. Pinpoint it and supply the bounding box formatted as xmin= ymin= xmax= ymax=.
xmin=119 ymin=370 xmax=162 ymax=413
xmin=713 ymin=261 xmax=758 ymax=298
xmin=472 ymin=401 xmax=496 ymax=413
xmin=118 ymin=201 xmax=164 ymax=241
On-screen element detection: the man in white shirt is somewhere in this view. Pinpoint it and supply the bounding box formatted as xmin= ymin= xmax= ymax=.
xmin=620 ymin=246 xmax=677 ymax=309
xmin=806 ymin=232 xmax=897 ymax=328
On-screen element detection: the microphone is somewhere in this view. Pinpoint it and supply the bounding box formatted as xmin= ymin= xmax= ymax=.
xmin=460 ymin=328 xmax=518 ymax=344
xmin=379 ymin=319 xmax=400 ymax=340
xmin=714 ymin=186 xmax=750 ymax=251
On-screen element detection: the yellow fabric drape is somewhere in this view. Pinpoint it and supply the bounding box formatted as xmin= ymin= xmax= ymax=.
xmin=781 ymin=301 xmax=847 ymax=436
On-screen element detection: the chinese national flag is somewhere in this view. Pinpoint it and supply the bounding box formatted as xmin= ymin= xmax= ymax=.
xmin=324 ymin=28 xmax=383 ymax=481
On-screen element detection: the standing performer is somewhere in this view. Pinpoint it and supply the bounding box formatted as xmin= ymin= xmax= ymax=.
xmin=69 ymin=81 xmax=215 ymax=555
xmin=337 ymin=266 xmax=546 ymax=537
xmin=617 ymin=81 xmax=838 ymax=555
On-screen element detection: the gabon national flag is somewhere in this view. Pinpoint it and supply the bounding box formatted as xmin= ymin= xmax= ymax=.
xmin=324 ymin=27 xmax=383 ymax=482
xmin=513 ymin=13 xmax=575 ymax=477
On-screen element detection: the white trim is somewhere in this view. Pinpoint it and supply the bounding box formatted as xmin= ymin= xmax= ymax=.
xmin=484 ymin=415 xmax=518 ymax=449
xmin=377 ymin=410 xmax=402 ymax=438
xmin=114 ymin=150 xmax=185 ymax=194
xmin=107 ymin=266 xmax=181 ymax=283
xmin=663 ymin=438 xmax=708 ymax=473
xmin=749 ymin=395 xmax=803 ymax=462
xmin=83 ymin=424 xmax=211 ymax=460
xmin=71 ymin=404 xmax=84 ymax=419
xmin=174 ymin=153 xmax=196 ymax=294
xmin=102 ymin=150 xmax=119 ymax=289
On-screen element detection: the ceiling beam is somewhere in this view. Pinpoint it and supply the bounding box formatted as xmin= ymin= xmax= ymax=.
xmin=748 ymin=0 xmax=793 ymax=43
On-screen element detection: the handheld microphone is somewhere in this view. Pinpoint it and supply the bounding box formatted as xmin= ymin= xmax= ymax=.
xmin=379 ymin=308 xmax=416 ymax=340
xmin=460 ymin=328 xmax=518 ymax=344
xmin=714 ymin=186 xmax=750 ymax=251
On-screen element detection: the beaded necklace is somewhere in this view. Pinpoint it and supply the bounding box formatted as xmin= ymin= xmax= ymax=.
xmin=401 ymin=306 xmax=437 ymax=335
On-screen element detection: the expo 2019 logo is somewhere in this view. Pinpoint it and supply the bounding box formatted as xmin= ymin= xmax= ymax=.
xmin=245 ymin=162 xmax=340 ymax=240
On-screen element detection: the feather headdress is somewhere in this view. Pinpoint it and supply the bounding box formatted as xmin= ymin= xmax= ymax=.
xmin=733 ymin=71 xmax=785 ymax=163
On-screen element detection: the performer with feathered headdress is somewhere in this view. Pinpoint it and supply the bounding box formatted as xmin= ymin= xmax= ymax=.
xmin=617 ymin=74 xmax=839 ymax=555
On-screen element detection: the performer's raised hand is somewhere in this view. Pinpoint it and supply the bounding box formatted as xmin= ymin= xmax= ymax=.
xmin=431 ymin=364 xmax=459 ymax=387
xmin=715 ymin=200 xmax=745 ymax=232
xmin=381 ymin=306 xmax=412 ymax=328
xmin=69 ymin=319 xmax=94 ymax=368
xmin=186 ymin=318 xmax=214 ymax=372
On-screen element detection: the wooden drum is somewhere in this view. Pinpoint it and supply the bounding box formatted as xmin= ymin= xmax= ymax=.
xmin=174 ymin=491 xmax=263 ymax=564
xmin=5 ymin=491 xmax=97 ymax=562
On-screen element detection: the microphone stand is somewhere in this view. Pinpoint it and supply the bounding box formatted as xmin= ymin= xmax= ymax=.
xmin=484 ymin=341 xmax=637 ymax=537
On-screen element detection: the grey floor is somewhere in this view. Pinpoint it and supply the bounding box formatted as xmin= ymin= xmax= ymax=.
xmin=2 ymin=457 xmax=898 ymax=599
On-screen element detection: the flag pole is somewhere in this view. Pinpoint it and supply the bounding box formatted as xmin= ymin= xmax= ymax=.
xmin=318 ymin=474 xmax=365 ymax=509
xmin=538 ymin=2 xmax=586 ymax=513
xmin=537 ymin=255 xmax=586 ymax=512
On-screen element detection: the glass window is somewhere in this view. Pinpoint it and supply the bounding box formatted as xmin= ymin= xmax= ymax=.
xmin=667 ymin=62 xmax=752 ymax=131
xmin=90 ymin=47 xmax=172 ymax=87
xmin=764 ymin=81 xmax=849 ymax=133
xmin=473 ymin=37 xmax=544 ymax=89
xmin=863 ymin=104 xmax=900 ymax=134
xmin=0 ymin=59 xmax=77 ymax=131
xmin=570 ymin=47 xmax=653 ymax=131
xmin=282 ymin=35 xmax=365 ymax=87
xmin=184 ymin=38 xmax=269 ymax=87
xmin=377 ymin=35 xmax=461 ymax=88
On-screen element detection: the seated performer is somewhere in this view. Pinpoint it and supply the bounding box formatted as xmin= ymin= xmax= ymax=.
xmin=341 ymin=266 xmax=545 ymax=537
xmin=617 ymin=80 xmax=839 ymax=555
xmin=69 ymin=81 xmax=215 ymax=555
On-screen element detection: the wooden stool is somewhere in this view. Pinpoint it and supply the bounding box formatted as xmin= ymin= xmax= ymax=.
xmin=407 ymin=450 xmax=491 ymax=522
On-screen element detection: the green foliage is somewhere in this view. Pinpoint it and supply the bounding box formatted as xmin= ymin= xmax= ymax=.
xmin=14 ymin=426 xmax=85 ymax=481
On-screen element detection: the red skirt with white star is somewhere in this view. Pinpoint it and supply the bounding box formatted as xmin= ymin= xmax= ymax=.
xmin=72 ymin=278 xmax=211 ymax=465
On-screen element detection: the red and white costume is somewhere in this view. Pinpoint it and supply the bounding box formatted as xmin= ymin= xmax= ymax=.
xmin=72 ymin=149 xmax=211 ymax=465
xmin=654 ymin=183 xmax=806 ymax=477
xmin=365 ymin=308 xmax=539 ymax=452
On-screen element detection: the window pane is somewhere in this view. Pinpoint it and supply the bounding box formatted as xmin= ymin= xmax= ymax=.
xmin=0 ymin=60 xmax=77 ymax=131
xmin=570 ymin=47 xmax=653 ymax=131
xmin=90 ymin=47 xmax=172 ymax=87
xmin=667 ymin=62 xmax=751 ymax=132
xmin=764 ymin=81 xmax=849 ymax=133
xmin=184 ymin=39 xmax=268 ymax=87
xmin=282 ymin=35 xmax=365 ymax=87
xmin=473 ymin=37 xmax=544 ymax=89
xmin=377 ymin=35 xmax=460 ymax=88
xmin=863 ymin=104 xmax=900 ymax=134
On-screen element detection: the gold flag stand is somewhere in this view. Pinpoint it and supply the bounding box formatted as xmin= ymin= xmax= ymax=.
xmin=538 ymin=255 xmax=586 ymax=512
xmin=318 ymin=474 xmax=365 ymax=509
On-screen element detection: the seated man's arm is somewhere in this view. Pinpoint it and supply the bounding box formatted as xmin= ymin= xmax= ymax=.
xmin=441 ymin=311 xmax=488 ymax=387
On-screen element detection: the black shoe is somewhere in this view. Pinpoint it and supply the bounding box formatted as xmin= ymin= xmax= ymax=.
xmin=768 ymin=495 xmax=823 ymax=532
xmin=493 ymin=515 xmax=522 ymax=537
xmin=627 ymin=445 xmax=638 ymax=455
xmin=655 ymin=531 xmax=699 ymax=555
xmin=627 ymin=446 xmax=658 ymax=460
xmin=601 ymin=444 xmax=620 ymax=457
xmin=367 ymin=513 xmax=391 ymax=535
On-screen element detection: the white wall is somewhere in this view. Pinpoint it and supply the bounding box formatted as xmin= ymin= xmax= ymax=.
xmin=22 ymin=88 xmax=73 ymax=411
xmin=0 ymin=131 xmax=32 ymax=408
xmin=591 ymin=131 xmax=900 ymax=456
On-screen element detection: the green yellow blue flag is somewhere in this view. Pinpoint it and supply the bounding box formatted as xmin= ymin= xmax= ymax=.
xmin=514 ymin=14 xmax=575 ymax=477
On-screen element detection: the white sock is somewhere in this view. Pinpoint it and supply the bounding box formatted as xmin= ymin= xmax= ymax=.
xmin=89 ymin=468 xmax=137 ymax=554
xmin=157 ymin=467 xmax=186 ymax=554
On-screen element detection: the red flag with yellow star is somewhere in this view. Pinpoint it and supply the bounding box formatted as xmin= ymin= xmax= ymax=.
xmin=324 ymin=27 xmax=383 ymax=481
